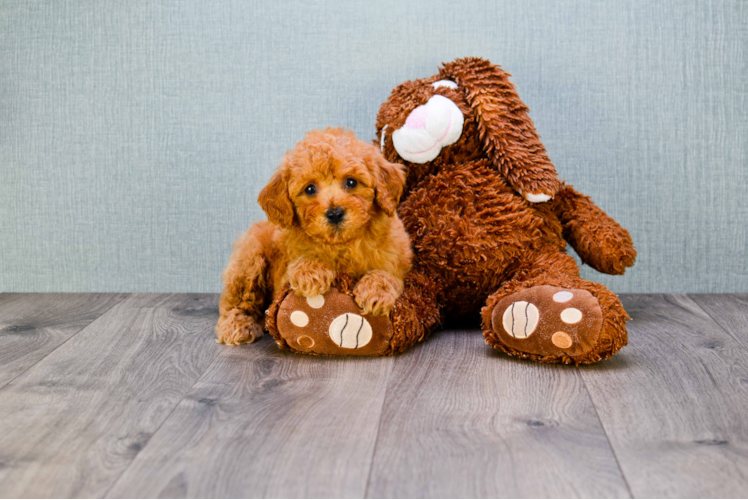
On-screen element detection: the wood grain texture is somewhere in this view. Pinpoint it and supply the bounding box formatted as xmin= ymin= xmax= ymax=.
xmin=366 ymin=328 xmax=630 ymax=498
xmin=106 ymin=338 xmax=394 ymax=499
xmin=0 ymin=293 xmax=128 ymax=388
xmin=3 ymin=293 xmax=748 ymax=498
xmin=0 ymin=294 xmax=221 ymax=498
xmin=580 ymin=294 xmax=748 ymax=498
xmin=690 ymin=294 xmax=748 ymax=345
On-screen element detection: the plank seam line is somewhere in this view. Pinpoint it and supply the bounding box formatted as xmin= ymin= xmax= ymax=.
xmin=0 ymin=293 xmax=130 ymax=392
xmin=686 ymin=294 xmax=747 ymax=346
xmin=362 ymin=356 xmax=396 ymax=499
xmin=102 ymin=343 xmax=223 ymax=499
xmin=578 ymin=367 xmax=635 ymax=499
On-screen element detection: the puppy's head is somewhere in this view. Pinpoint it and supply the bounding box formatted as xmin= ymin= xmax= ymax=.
xmin=259 ymin=128 xmax=405 ymax=245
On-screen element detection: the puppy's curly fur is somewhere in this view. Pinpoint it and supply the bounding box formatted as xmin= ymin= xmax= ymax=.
xmin=216 ymin=128 xmax=412 ymax=345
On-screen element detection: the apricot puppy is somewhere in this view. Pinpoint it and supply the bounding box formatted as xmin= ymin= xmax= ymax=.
xmin=216 ymin=128 xmax=412 ymax=345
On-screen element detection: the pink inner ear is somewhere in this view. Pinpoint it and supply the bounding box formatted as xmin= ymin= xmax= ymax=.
xmin=404 ymin=106 xmax=428 ymax=129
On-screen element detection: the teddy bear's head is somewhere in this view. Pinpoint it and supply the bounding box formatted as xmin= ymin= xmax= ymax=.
xmin=376 ymin=57 xmax=561 ymax=202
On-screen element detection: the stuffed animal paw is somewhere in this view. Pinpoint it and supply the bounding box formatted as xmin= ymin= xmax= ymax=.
xmin=269 ymin=285 xmax=395 ymax=356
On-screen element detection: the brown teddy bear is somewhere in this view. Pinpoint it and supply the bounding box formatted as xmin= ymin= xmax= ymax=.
xmin=266 ymin=57 xmax=636 ymax=364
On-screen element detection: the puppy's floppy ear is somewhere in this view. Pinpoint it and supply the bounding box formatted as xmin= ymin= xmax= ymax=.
xmin=440 ymin=57 xmax=560 ymax=201
xmin=373 ymin=154 xmax=406 ymax=216
xmin=258 ymin=167 xmax=294 ymax=228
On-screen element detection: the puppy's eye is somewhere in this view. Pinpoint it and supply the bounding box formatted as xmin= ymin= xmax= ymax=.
xmin=345 ymin=178 xmax=358 ymax=189
xmin=304 ymin=185 xmax=317 ymax=196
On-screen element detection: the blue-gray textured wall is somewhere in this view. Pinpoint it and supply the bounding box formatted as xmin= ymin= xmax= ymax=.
xmin=1 ymin=0 xmax=746 ymax=293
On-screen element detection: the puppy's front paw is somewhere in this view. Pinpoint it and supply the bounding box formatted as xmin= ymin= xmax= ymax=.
xmin=287 ymin=259 xmax=335 ymax=297
xmin=216 ymin=309 xmax=263 ymax=345
xmin=354 ymin=271 xmax=403 ymax=316
xmin=290 ymin=274 xmax=333 ymax=297
xmin=355 ymin=288 xmax=397 ymax=316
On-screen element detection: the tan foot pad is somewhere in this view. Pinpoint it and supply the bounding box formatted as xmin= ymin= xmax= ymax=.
xmin=491 ymin=285 xmax=603 ymax=358
xmin=276 ymin=288 xmax=394 ymax=356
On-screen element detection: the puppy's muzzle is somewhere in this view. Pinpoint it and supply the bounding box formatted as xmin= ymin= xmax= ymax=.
xmin=325 ymin=207 xmax=345 ymax=225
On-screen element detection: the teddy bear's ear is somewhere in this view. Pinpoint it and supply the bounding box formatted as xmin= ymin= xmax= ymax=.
xmin=440 ymin=57 xmax=561 ymax=201
xmin=258 ymin=165 xmax=294 ymax=228
xmin=373 ymin=154 xmax=406 ymax=217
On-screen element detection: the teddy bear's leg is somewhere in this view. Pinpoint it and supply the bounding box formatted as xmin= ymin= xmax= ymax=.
xmin=265 ymin=269 xmax=442 ymax=356
xmin=387 ymin=268 xmax=443 ymax=354
xmin=481 ymin=252 xmax=629 ymax=364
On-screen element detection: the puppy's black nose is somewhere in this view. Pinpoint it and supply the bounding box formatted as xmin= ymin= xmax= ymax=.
xmin=325 ymin=207 xmax=345 ymax=225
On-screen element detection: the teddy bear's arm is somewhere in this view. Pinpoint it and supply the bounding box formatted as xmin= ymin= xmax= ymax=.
xmin=552 ymin=185 xmax=637 ymax=275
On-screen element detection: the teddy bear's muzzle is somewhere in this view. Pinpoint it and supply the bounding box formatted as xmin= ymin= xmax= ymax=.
xmin=391 ymin=94 xmax=464 ymax=164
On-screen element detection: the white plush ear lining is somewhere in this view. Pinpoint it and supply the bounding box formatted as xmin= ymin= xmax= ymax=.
xmin=524 ymin=192 xmax=552 ymax=203
xmin=432 ymin=80 xmax=458 ymax=89
xmin=380 ymin=124 xmax=388 ymax=153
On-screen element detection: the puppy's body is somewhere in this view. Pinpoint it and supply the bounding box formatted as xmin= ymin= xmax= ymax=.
xmin=217 ymin=128 xmax=412 ymax=345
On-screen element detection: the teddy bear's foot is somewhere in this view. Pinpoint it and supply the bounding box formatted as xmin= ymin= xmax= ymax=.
xmin=269 ymin=287 xmax=395 ymax=356
xmin=265 ymin=272 xmax=443 ymax=356
xmin=485 ymin=285 xmax=607 ymax=364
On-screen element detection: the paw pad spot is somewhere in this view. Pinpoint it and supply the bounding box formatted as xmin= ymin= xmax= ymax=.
xmin=560 ymin=308 xmax=582 ymax=324
xmin=297 ymin=335 xmax=315 ymax=348
xmin=553 ymin=291 xmax=573 ymax=303
xmin=551 ymin=331 xmax=573 ymax=349
xmin=502 ymin=301 xmax=540 ymax=339
xmin=290 ymin=310 xmax=309 ymax=327
xmin=328 ymin=313 xmax=372 ymax=348
xmin=306 ymin=295 xmax=325 ymax=309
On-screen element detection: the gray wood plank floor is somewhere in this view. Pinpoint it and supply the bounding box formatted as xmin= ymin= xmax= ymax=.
xmin=579 ymin=295 xmax=748 ymax=498
xmin=0 ymin=293 xmax=746 ymax=498
xmin=366 ymin=329 xmax=629 ymax=498
xmin=0 ymin=293 xmax=127 ymax=389
xmin=0 ymin=294 xmax=221 ymax=498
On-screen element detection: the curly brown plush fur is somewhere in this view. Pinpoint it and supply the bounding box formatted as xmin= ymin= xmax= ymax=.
xmin=374 ymin=57 xmax=635 ymax=364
